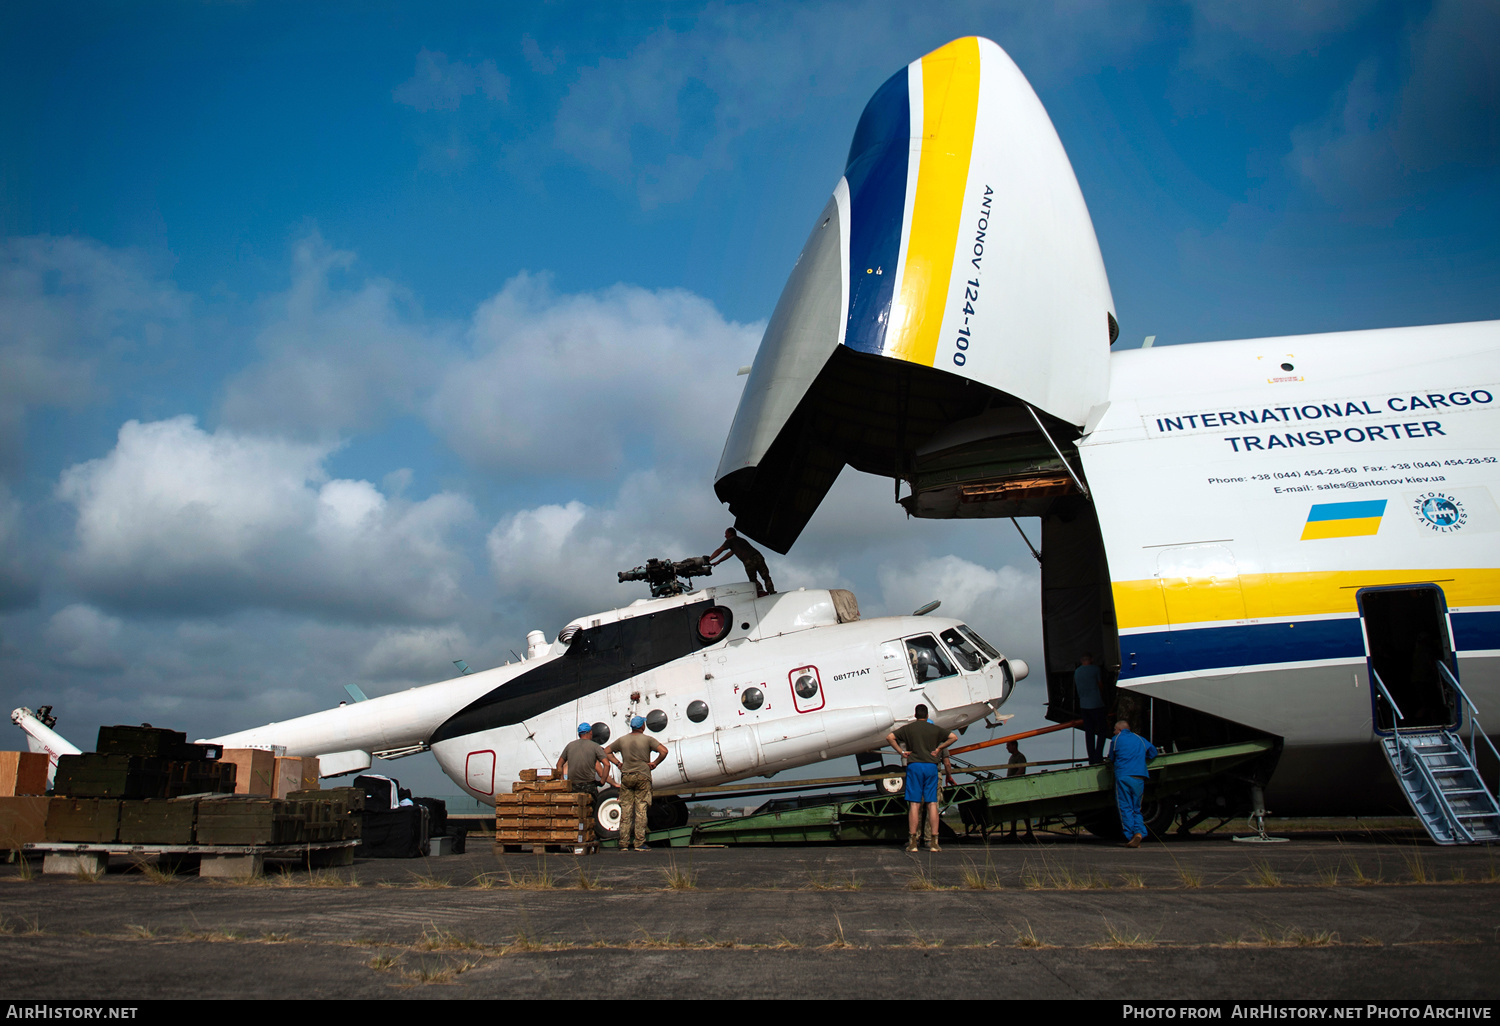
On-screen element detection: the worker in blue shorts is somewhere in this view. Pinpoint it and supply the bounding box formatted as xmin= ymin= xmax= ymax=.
xmin=886 ymin=704 xmax=958 ymax=852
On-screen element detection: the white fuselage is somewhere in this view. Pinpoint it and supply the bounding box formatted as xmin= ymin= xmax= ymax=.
xmin=1080 ymin=322 xmax=1499 ymax=809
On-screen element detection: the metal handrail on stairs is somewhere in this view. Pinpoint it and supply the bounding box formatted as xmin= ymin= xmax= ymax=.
xmin=1437 ymin=661 xmax=1500 ymax=803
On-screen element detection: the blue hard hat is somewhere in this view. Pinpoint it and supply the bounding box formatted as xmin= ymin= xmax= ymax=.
xmin=577 ymin=722 xmax=592 ymax=734
xmin=630 ymin=715 xmax=646 ymax=729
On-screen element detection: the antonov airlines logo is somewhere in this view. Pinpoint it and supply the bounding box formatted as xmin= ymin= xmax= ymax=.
xmin=1300 ymin=500 xmax=1387 ymax=540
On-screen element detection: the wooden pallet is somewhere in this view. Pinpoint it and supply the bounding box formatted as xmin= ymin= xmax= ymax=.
xmin=496 ymin=841 xmax=600 ymax=855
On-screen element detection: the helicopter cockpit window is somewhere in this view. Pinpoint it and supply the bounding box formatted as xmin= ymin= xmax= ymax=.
xmin=905 ymin=635 xmax=957 ymax=682
xmin=939 ymin=628 xmax=985 ymax=671
xmin=957 ymin=625 xmax=1001 ymax=662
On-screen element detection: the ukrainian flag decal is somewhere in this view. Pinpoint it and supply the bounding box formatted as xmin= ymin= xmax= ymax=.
xmin=1300 ymin=500 xmax=1387 ymax=540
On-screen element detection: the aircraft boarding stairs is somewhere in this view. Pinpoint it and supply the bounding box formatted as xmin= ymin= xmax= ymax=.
xmin=1373 ymin=663 xmax=1500 ymax=845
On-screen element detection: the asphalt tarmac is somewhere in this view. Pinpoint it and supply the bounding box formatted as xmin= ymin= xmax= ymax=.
xmin=2 ymin=827 xmax=1497 ymax=1001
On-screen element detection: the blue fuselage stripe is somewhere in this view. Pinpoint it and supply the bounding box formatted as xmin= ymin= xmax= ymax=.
xmin=843 ymin=67 xmax=909 ymax=357
xmin=1118 ymin=610 xmax=1499 ymax=680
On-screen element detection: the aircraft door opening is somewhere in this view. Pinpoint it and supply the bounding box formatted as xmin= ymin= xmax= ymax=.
xmin=1358 ymin=586 xmax=1460 ymax=733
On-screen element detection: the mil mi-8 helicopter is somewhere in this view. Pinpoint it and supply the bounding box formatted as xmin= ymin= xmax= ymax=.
xmin=202 ymin=556 xmax=1025 ymax=833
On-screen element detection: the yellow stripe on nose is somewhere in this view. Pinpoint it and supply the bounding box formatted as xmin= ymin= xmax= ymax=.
xmin=888 ymin=36 xmax=981 ymax=368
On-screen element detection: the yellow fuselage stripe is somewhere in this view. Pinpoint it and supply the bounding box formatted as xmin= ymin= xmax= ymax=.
xmin=1113 ymin=567 xmax=1500 ymax=631
xmin=888 ymin=36 xmax=980 ymax=368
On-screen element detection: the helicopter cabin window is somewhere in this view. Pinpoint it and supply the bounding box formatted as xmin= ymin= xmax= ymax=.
xmin=957 ymin=625 xmax=1001 ymax=662
xmin=939 ymin=628 xmax=985 ymax=671
xmin=905 ymin=635 xmax=957 ymax=682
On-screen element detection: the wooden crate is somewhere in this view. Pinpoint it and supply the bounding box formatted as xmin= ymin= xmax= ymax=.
xmin=119 ymin=799 xmax=196 ymax=845
xmin=221 ymin=749 xmax=275 ymax=796
xmin=271 ymin=756 xmax=305 ymax=798
xmin=496 ymin=792 xmax=590 ymax=808
xmin=45 ymin=798 xmax=121 ymax=843
xmin=299 ymin=757 xmax=320 ymax=791
xmin=0 ymin=796 xmax=50 ymax=850
xmin=497 ymin=815 xmax=588 ymax=829
xmin=0 ymin=751 xmax=49 ymax=797
xmin=496 ymin=827 xmax=592 ymax=842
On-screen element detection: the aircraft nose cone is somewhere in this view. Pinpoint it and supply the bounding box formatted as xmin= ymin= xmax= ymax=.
xmin=1008 ymin=658 xmax=1029 ymax=682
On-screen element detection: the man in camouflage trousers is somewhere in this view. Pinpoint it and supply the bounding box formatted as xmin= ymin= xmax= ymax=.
xmin=608 ymin=716 xmax=669 ymax=851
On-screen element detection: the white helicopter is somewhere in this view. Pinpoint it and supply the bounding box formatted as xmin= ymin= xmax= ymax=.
xmin=198 ymin=556 xmax=1024 ymax=830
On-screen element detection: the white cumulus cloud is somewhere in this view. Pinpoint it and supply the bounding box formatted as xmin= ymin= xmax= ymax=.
xmin=431 ymin=271 xmax=760 ymax=479
xmin=57 ymin=416 xmax=475 ymax=622
xmin=44 ymin=604 xmax=125 ymax=672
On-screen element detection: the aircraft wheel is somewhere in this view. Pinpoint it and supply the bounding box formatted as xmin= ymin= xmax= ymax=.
xmin=877 ymin=772 xmax=906 ymax=796
xmin=592 ymin=787 xmax=621 ymax=841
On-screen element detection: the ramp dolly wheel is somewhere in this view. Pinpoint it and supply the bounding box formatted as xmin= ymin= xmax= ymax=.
xmin=592 ymin=787 xmax=621 ymax=842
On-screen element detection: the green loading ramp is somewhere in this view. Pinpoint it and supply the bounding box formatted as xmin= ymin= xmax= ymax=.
xmin=646 ymin=738 xmax=1277 ymax=847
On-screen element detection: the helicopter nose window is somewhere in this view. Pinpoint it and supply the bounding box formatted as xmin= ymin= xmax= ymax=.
xmin=741 ymin=687 xmax=764 ymax=710
xmin=793 ymin=674 xmax=818 ymax=699
xmin=939 ymin=628 xmax=985 ymax=671
xmin=591 ymin=722 xmax=611 ymax=744
xmin=957 ymin=625 xmax=1001 ymax=661
xmin=905 ymin=635 xmax=957 ymax=682
xmin=686 ymin=700 xmax=709 ymax=723
xmin=646 ymin=709 xmax=668 ymax=732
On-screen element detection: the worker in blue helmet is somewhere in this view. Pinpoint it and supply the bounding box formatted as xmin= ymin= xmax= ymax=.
xmin=555 ymin=721 xmax=619 ymax=796
xmin=607 ymin=715 xmax=669 ymax=851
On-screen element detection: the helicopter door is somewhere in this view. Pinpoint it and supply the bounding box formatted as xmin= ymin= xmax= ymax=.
xmin=881 ymin=641 xmax=910 ymax=688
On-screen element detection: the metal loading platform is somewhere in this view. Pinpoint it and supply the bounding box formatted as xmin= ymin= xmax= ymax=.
xmin=641 ymin=738 xmax=1277 ymax=847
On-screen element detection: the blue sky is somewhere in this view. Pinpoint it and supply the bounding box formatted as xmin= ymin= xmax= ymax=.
xmin=2 ymin=1 xmax=1496 ymax=792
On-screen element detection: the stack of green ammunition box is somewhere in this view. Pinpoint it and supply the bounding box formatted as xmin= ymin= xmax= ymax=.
xmin=288 ymin=787 xmax=364 ymax=842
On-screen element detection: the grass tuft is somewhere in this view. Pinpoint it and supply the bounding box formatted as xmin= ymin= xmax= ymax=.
xmin=133 ymin=858 xmax=177 ymax=884
xmin=1020 ymin=859 xmax=1109 ymax=890
xmin=257 ymin=931 xmax=294 ymax=944
xmin=367 ymin=954 xmax=401 ymax=971
xmin=574 ymin=860 xmax=602 ymax=890
xmin=1011 ymin=920 xmax=1055 ymax=949
xmin=1095 ymin=919 xmax=1157 ymax=949
xmin=409 ymin=868 xmax=455 ymax=889
xmin=178 ymin=929 xmax=242 ymax=943
xmin=0 ymin=915 xmax=42 ymax=936
xmin=822 ymin=914 xmax=855 ymax=950
xmin=124 ymin=924 xmax=157 ymax=939
xmin=73 ymin=864 xmax=103 ymax=884
xmin=907 ymin=864 xmax=944 ymax=891
xmin=662 ymin=857 xmax=697 ymax=891
xmin=1118 ymin=871 xmax=1147 ymax=889
xmin=1249 ymin=926 xmax=1341 ymax=948
xmin=1316 ymin=863 xmax=1341 ymax=886
xmin=1247 ymin=859 xmax=1283 ymax=888
xmin=1345 ymin=855 xmax=1379 ymax=885
xmin=960 ymin=857 xmax=1002 ymax=891
xmin=397 ymin=958 xmax=479 ymax=986
xmin=505 ymin=862 xmax=557 ymax=890
xmin=1402 ymin=851 xmax=1433 ymax=885
xmin=415 ymin=925 xmax=483 ymax=952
